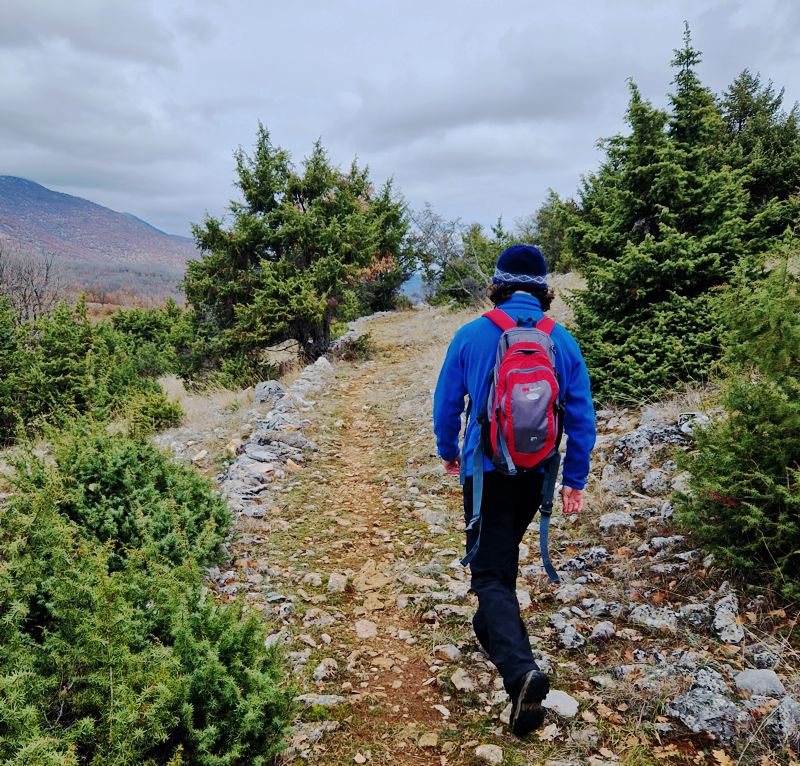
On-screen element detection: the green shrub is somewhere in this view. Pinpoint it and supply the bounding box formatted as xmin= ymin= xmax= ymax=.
xmin=125 ymin=385 xmax=184 ymax=437
xmin=215 ymin=354 xmax=279 ymax=390
xmin=2 ymin=298 xmax=186 ymax=444
xmin=0 ymin=487 xmax=292 ymax=765
xmin=1 ymin=429 xmax=292 ymax=764
xmin=340 ymin=332 xmax=374 ymax=362
xmin=392 ymin=294 xmax=414 ymax=311
xmin=0 ymin=297 xmax=23 ymax=445
xmin=676 ymin=245 xmax=800 ymax=597
xmin=10 ymin=423 xmax=230 ymax=571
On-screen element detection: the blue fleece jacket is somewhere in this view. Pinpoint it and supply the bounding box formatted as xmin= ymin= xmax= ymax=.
xmin=432 ymin=293 xmax=596 ymax=489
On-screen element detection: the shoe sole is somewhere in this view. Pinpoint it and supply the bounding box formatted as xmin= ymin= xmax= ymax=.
xmin=510 ymin=670 xmax=549 ymax=737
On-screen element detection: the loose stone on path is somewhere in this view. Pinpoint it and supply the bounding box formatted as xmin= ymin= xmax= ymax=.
xmin=354 ymin=619 xmax=378 ymax=639
xmin=474 ymin=744 xmax=504 ymax=764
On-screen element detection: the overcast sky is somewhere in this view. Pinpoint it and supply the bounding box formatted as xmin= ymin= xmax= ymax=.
xmin=2 ymin=0 xmax=799 ymax=238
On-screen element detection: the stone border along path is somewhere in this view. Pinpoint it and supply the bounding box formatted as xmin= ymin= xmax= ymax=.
xmin=164 ymin=307 xmax=798 ymax=766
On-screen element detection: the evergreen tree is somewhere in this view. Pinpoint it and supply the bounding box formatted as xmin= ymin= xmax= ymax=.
xmin=720 ymin=69 xmax=800 ymax=238
xmin=184 ymin=125 xmax=408 ymax=366
xmin=516 ymin=190 xmax=579 ymax=273
xmin=676 ymin=236 xmax=800 ymax=597
xmin=0 ymin=298 xmax=22 ymax=444
xmin=20 ymin=298 xmax=98 ymax=425
xmin=568 ymin=28 xmax=752 ymax=402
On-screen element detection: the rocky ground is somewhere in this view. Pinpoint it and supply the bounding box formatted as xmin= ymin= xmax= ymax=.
xmin=155 ymin=304 xmax=799 ymax=766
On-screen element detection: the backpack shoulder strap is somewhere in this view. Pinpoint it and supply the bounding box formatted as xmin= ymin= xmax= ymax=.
xmin=536 ymin=316 xmax=556 ymax=335
xmin=482 ymin=309 xmax=516 ymax=333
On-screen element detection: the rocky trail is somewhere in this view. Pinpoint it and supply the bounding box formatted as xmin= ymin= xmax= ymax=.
xmin=157 ymin=306 xmax=800 ymax=766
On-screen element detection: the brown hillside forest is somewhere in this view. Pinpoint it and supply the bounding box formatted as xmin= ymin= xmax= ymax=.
xmin=1 ymin=30 xmax=799 ymax=766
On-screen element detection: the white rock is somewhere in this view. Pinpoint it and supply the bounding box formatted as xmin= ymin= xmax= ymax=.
xmin=474 ymin=744 xmax=504 ymax=765
xmin=434 ymin=644 xmax=461 ymax=662
xmin=312 ymin=658 xmax=339 ymax=682
xmin=355 ymin=619 xmax=377 ymax=639
xmin=628 ymin=604 xmax=677 ymax=632
xmin=714 ymin=591 xmax=745 ymax=644
xmin=516 ymin=588 xmax=532 ymax=611
xmin=591 ymin=621 xmax=616 ymax=641
xmin=418 ymin=732 xmax=438 ymax=748
xmin=327 ymin=572 xmax=348 ymax=593
xmin=770 ymin=695 xmax=800 ymax=742
xmin=598 ymin=511 xmax=635 ymax=532
xmin=734 ymin=669 xmax=785 ymax=697
xmin=555 ymin=583 xmax=587 ymax=603
xmin=543 ymin=689 xmax=579 ymax=718
xmin=303 ymin=608 xmax=336 ymax=628
xmin=296 ymin=693 xmax=346 ymax=707
xmin=600 ymin=463 xmax=633 ymax=495
xmin=666 ymin=688 xmax=747 ymax=743
xmin=450 ymin=668 xmax=475 ymax=692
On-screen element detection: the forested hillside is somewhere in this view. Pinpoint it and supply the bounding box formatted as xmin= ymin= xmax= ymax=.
xmin=0 ymin=177 xmax=197 ymax=304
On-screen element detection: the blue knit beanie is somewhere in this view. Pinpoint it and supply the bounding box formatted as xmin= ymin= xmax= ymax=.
xmin=492 ymin=244 xmax=547 ymax=286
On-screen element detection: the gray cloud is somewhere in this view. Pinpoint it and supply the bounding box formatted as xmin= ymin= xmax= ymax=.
xmin=0 ymin=0 xmax=798 ymax=238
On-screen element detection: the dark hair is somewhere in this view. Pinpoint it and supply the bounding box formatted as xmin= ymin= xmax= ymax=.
xmin=486 ymin=282 xmax=554 ymax=311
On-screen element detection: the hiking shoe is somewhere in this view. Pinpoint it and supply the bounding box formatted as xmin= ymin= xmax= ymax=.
xmin=509 ymin=669 xmax=549 ymax=737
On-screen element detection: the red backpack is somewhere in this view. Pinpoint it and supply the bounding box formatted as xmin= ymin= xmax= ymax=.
xmin=481 ymin=309 xmax=563 ymax=472
xmin=461 ymin=309 xmax=564 ymax=582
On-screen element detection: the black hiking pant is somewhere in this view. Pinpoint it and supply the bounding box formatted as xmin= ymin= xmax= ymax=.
xmin=463 ymin=469 xmax=543 ymax=696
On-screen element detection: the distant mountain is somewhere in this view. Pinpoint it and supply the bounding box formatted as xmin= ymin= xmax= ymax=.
xmin=0 ymin=176 xmax=199 ymax=304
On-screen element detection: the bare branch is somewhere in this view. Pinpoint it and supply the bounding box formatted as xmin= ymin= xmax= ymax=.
xmin=0 ymin=244 xmax=66 ymax=322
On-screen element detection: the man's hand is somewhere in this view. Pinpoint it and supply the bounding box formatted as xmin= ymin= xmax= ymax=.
xmin=443 ymin=457 xmax=461 ymax=476
xmin=561 ymin=485 xmax=583 ymax=515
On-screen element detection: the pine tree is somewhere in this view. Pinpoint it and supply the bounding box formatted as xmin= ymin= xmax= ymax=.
xmin=516 ymin=190 xmax=579 ymax=272
xmin=720 ymin=69 xmax=800 ymax=241
xmin=676 ymin=236 xmax=800 ymax=596
xmin=568 ymin=27 xmax=752 ymax=402
xmin=0 ymin=298 xmax=22 ymax=444
xmin=184 ymin=125 xmax=408 ymax=367
xmin=20 ymin=298 xmax=98 ymax=425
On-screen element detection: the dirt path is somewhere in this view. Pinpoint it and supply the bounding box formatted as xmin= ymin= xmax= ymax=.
xmin=232 ymin=308 xmax=480 ymax=765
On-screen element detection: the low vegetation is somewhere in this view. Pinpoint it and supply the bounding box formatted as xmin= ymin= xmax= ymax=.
xmin=0 ymin=424 xmax=292 ymax=764
xmin=676 ymin=243 xmax=800 ymax=597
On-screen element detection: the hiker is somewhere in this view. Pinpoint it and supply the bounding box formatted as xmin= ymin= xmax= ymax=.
xmin=433 ymin=244 xmax=595 ymax=736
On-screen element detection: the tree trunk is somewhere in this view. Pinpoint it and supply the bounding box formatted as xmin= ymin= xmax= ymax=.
xmin=299 ymin=314 xmax=331 ymax=361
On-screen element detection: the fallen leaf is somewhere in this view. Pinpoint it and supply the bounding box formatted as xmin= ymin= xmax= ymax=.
xmin=581 ymin=709 xmax=598 ymax=723
xmin=653 ymin=744 xmax=679 ymax=760
xmin=599 ymin=747 xmax=618 ymax=759
xmin=537 ymin=722 xmax=561 ymax=742
xmin=597 ymin=702 xmax=625 ymax=724
xmin=712 ymin=749 xmax=733 ymax=766
xmin=625 ymin=735 xmax=640 ymax=748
